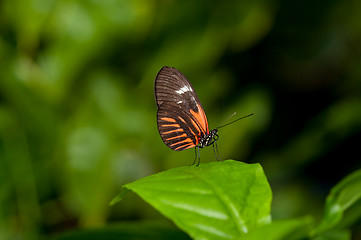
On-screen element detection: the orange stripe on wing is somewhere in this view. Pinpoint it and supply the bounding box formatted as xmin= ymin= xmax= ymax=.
xmin=160 ymin=123 xmax=181 ymax=128
xmin=164 ymin=133 xmax=187 ymax=141
xmin=160 ymin=117 xmax=177 ymax=123
xmin=162 ymin=129 xmax=183 ymax=135
xmin=170 ymin=138 xmax=193 ymax=147
xmin=162 ymin=128 xmax=183 ymax=135
xmin=174 ymin=142 xmax=195 ymax=150
xmin=190 ymin=104 xmax=209 ymax=134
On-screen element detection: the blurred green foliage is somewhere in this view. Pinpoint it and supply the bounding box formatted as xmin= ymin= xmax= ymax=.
xmin=0 ymin=0 xmax=360 ymax=239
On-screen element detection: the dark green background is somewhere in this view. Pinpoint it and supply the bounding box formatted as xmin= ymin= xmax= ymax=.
xmin=0 ymin=0 xmax=360 ymax=239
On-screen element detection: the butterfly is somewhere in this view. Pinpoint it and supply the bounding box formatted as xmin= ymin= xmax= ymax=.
xmin=154 ymin=66 xmax=253 ymax=166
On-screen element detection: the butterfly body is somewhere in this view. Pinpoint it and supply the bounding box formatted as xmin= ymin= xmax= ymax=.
xmin=198 ymin=129 xmax=218 ymax=148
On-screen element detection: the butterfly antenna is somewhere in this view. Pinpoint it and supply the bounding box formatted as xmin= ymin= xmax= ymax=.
xmin=217 ymin=112 xmax=237 ymax=128
xmin=217 ymin=113 xmax=254 ymax=129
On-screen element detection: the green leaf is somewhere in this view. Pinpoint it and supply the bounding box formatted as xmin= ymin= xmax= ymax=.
xmin=112 ymin=160 xmax=272 ymax=240
xmin=313 ymin=168 xmax=361 ymax=235
xmin=246 ymin=216 xmax=313 ymax=240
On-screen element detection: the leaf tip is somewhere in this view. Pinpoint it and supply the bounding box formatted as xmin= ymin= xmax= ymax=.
xmin=109 ymin=187 xmax=130 ymax=206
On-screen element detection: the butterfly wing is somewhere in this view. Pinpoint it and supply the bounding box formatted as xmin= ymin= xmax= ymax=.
xmin=157 ymin=102 xmax=200 ymax=151
xmin=155 ymin=66 xmax=209 ymax=151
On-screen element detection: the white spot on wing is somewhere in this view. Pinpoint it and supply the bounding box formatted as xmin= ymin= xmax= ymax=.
xmin=177 ymin=100 xmax=183 ymax=104
xmin=175 ymin=85 xmax=192 ymax=94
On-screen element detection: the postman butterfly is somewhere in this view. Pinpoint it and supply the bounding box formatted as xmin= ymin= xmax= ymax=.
xmin=155 ymin=66 xmax=253 ymax=166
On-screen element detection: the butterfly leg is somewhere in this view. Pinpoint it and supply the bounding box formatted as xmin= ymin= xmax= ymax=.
xmin=213 ymin=141 xmax=222 ymax=162
xmin=196 ymin=146 xmax=201 ymax=166
xmin=191 ymin=146 xmax=201 ymax=166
